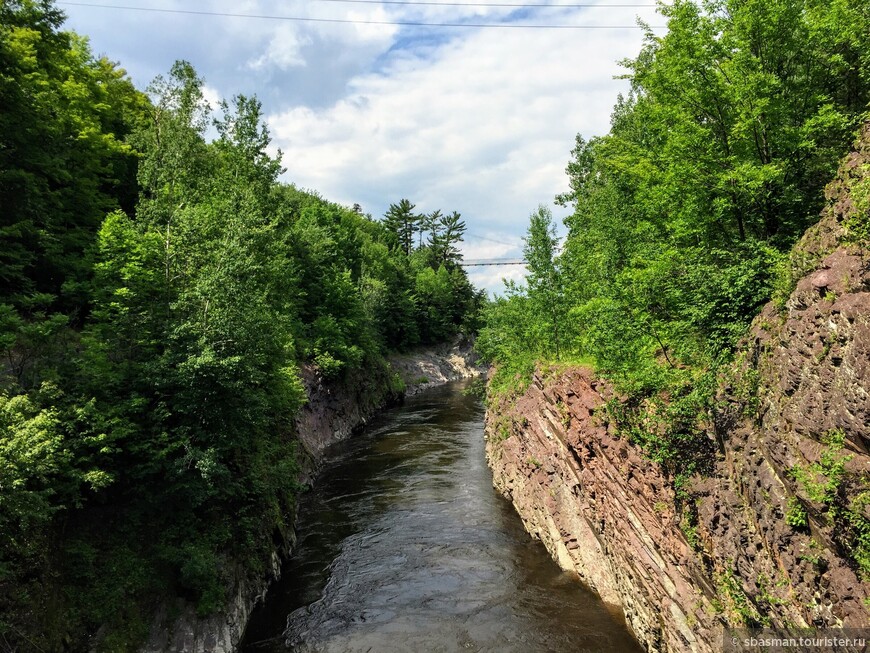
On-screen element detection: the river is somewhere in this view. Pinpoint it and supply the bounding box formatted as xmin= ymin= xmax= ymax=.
xmin=241 ymin=380 xmax=642 ymax=653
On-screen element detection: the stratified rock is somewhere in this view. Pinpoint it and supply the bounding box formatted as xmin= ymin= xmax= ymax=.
xmin=388 ymin=337 xmax=484 ymax=396
xmin=486 ymin=368 xmax=720 ymax=653
xmin=485 ymin=124 xmax=870 ymax=652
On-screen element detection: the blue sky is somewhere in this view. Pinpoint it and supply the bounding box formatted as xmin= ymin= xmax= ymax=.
xmin=58 ymin=0 xmax=664 ymax=294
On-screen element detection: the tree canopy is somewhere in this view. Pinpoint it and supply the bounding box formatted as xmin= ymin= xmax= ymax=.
xmin=0 ymin=3 xmax=483 ymax=649
xmin=479 ymin=0 xmax=870 ymax=441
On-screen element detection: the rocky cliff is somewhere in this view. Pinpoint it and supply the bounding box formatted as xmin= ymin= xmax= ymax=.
xmin=485 ymin=127 xmax=870 ymax=652
xmin=388 ymin=337 xmax=483 ymax=395
xmin=142 ymin=344 xmax=482 ymax=653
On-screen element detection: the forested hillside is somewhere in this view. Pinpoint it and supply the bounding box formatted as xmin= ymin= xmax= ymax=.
xmin=479 ymin=0 xmax=869 ymax=480
xmin=0 ymin=2 xmax=482 ymax=649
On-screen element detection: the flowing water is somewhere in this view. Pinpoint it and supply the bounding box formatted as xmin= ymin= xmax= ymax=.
xmin=241 ymin=380 xmax=642 ymax=653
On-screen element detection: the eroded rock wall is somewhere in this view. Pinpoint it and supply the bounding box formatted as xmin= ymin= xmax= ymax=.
xmin=485 ymin=127 xmax=870 ymax=652
xmin=486 ymin=369 xmax=721 ymax=652
xmin=298 ymin=338 xmax=484 ymax=466
xmin=293 ymin=362 xmax=403 ymax=469
xmin=388 ymin=338 xmax=483 ymax=396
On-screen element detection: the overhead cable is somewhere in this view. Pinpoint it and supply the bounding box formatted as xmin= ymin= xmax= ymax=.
xmin=313 ymin=0 xmax=656 ymax=7
xmin=58 ymin=2 xmax=664 ymax=28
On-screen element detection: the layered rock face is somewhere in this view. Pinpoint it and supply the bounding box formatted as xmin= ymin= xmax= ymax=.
xmin=298 ymin=338 xmax=484 ymax=465
xmin=388 ymin=337 xmax=483 ymax=395
xmin=486 ymin=369 xmax=721 ymax=651
xmin=485 ymin=128 xmax=870 ymax=652
xmin=293 ymin=362 xmax=404 ymax=468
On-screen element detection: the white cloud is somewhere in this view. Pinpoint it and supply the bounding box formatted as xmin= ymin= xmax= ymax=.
xmin=346 ymin=7 xmax=401 ymax=43
xmin=467 ymin=264 xmax=528 ymax=297
xmin=201 ymin=84 xmax=222 ymax=110
xmin=247 ymin=24 xmax=311 ymax=70
xmin=267 ymin=15 xmax=650 ymax=232
xmin=262 ymin=6 xmax=659 ymax=294
xmin=460 ymin=240 xmax=520 ymax=261
xmin=60 ymin=0 xmax=661 ymax=295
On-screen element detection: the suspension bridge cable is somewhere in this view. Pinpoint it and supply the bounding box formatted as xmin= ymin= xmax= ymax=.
xmin=464 ymin=232 xmax=521 ymax=248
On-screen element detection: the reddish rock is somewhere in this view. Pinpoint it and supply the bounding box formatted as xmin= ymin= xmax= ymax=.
xmin=485 ymin=124 xmax=870 ymax=652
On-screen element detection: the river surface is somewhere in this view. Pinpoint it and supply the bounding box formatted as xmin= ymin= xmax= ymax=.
xmin=241 ymin=380 xmax=642 ymax=653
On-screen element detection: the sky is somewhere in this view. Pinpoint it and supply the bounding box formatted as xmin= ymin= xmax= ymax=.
xmin=58 ymin=0 xmax=665 ymax=294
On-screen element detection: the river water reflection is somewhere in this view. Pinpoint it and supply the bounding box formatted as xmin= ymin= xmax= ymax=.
xmin=241 ymin=380 xmax=642 ymax=653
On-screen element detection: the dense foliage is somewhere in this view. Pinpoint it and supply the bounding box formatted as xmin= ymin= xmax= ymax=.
xmin=478 ymin=0 xmax=869 ymax=467
xmin=0 ymin=2 xmax=482 ymax=649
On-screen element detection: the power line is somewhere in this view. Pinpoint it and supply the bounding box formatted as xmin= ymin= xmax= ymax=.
xmin=57 ymin=2 xmax=664 ymax=28
xmin=314 ymin=0 xmax=656 ymax=7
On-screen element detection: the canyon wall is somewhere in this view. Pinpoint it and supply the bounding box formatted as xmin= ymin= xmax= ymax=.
xmin=485 ymin=128 xmax=870 ymax=652
xmin=142 ymin=343 xmax=482 ymax=653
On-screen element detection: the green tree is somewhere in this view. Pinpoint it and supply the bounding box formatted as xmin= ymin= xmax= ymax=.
xmin=358 ymin=236 xmax=420 ymax=350
xmin=0 ymin=25 xmax=486 ymax=644
xmin=414 ymin=266 xmax=454 ymax=343
xmin=523 ymin=206 xmax=565 ymax=360
xmin=550 ymin=0 xmax=870 ymax=385
xmin=474 ymin=282 xmax=537 ymax=394
xmin=436 ymin=211 xmax=467 ymax=267
xmin=0 ymin=390 xmax=75 ymax=560
xmin=479 ymin=0 xmax=870 ymax=492
xmin=420 ymin=208 xmax=441 ymax=250
xmin=72 ymin=61 xmax=309 ymax=627
xmin=0 ymin=0 xmax=147 ymax=312
xmin=383 ymin=198 xmax=421 ymax=255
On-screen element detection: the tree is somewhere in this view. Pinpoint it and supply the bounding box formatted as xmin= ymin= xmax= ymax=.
xmin=436 ymin=211 xmax=467 ymax=267
xmin=622 ymin=0 xmax=866 ymax=248
xmin=414 ymin=266 xmax=453 ymax=343
xmin=423 ymin=209 xmax=443 ymax=253
xmin=214 ymin=94 xmax=284 ymax=190
xmin=76 ymin=60 xmax=309 ymax=625
xmin=382 ymin=199 xmax=420 ymax=255
xmin=549 ymin=0 xmax=870 ymax=382
xmin=523 ymin=206 xmax=565 ymax=360
xmin=0 ymin=0 xmax=147 ymax=312
xmin=0 ymin=36 xmax=488 ymax=646
xmin=135 ymin=60 xmax=211 ymax=225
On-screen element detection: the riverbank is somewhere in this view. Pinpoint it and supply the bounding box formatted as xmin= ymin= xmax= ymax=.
xmin=484 ymin=127 xmax=870 ymax=651
xmin=388 ymin=337 xmax=483 ymax=396
xmin=141 ymin=342 xmax=483 ymax=653
xmin=486 ymin=354 xmax=870 ymax=652
xmin=241 ymin=381 xmax=640 ymax=653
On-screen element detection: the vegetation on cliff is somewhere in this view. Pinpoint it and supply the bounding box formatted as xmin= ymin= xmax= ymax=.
xmin=479 ymin=0 xmax=870 ymax=626
xmin=0 ymin=1 xmax=483 ymax=649
xmin=484 ymin=137 xmax=870 ymax=643
xmin=478 ymin=0 xmax=869 ymax=470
